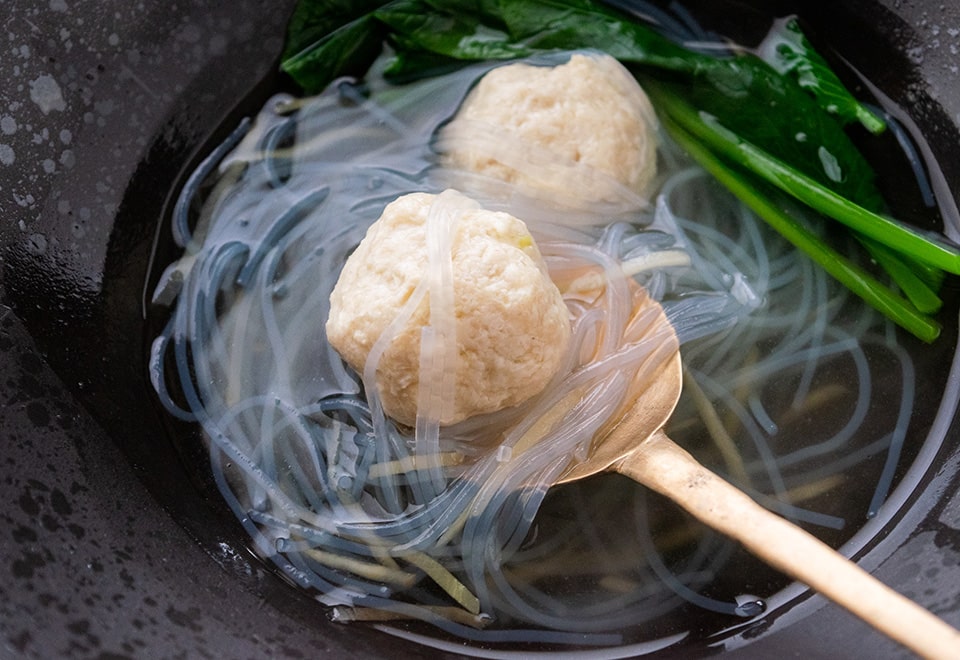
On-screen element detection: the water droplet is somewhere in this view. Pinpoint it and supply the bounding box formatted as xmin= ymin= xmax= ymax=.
xmin=818 ymin=146 xmax=843 ymax=183
xmin=0 ymin=115 xmax=16 ymax=135
xmin=733 ymin=594 xmax=766 ymax=617
xmin=29 ymin=75 xmax=66 ymax=114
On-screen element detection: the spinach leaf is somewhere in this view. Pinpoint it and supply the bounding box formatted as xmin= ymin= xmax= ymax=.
xmin=282 ymin=0 xmax=390 ymax=61
xmin=758 ymin=16 xmax=886 ymax=134
xmin=281 ymin=14 xmax=387 ymax=94
xmin=659 ymin=58 xmax=884 ymax=211
xmin=375 ymin=0 xmax=532 ymax=61
xmin=498 ymin=0 xmax=694 ymax=71
xmin=380 ymin=48 xmax=469 ymax=83
xmin=422 ymin=0 xmax=507 ymax=28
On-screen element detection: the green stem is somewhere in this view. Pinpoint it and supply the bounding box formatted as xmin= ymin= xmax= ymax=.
xmin=653 ymin=87 xmax=960 ymax=274
xmin=661 ymin=112 xmax=941 ymax=343
xmin=857 ymin=237 xmax=943 ymax=314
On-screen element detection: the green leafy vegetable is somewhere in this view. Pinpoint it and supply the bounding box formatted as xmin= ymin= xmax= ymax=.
xmin=375 ymin=0 xmax=531 ymax=61
xmin=649 ymin=85 xmax=960 ymax=274
xmin=661 ymin=56 xmax=885 ymax=211
xmin=281 ymin=15 xmax=387 ymax=93
xmin=281 ymin=0 xmax=398 ymax=91
xmin=757 ymin=16 xmax=886 ymax=135
xmin=497 ymin=0 xmax=694 ymax=68
xmin=660 ymin=111 xmax=941 ymax=342
xmin=279 ymin=0 xmax=960 ymax=340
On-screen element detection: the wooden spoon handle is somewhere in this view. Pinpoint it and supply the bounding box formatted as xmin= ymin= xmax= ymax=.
xmin=615 ymin=429 xmax=960 ymax=660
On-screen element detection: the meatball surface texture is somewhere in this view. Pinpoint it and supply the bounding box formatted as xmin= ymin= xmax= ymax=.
xmin=326 ymin=190 xmax=571 ymax=426
xmin=441 ymin=53 xmax=658 ymax=206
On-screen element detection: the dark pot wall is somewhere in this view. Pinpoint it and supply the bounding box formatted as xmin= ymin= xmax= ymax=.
xmin=1 ymin=1 xmax=958 ymax=658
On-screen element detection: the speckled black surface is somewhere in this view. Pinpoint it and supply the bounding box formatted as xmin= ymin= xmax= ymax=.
xmin=1 ymin=1 xmax=959 ymax=659
xmin=0 ymin=306 xmax=376 ymax=659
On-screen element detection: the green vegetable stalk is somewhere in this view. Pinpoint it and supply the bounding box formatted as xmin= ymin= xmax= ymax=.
xmin=660 ymin=111 xmax=941 ymax=342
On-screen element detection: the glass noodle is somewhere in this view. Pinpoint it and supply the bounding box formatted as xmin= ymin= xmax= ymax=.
xmin=149 ymin=52 xmax=918 ymax=648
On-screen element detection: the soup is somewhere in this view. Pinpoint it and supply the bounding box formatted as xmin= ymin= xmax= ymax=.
xmin=145 ymin=0 xmax=959 ymax=654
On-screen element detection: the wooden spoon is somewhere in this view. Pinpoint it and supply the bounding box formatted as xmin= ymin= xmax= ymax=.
xmin=554 ymin=292 xmax=960 ymax=660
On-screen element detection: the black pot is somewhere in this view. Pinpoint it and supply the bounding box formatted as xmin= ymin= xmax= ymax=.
xmin=2 ymin=1 xmax=959 ymax=658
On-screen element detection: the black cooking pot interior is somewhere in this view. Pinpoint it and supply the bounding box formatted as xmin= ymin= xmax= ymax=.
xmin=2 ymin=0 xmax=960 ymax=657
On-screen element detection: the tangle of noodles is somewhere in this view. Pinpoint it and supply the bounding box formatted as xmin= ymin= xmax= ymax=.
xmin=149 ymin=51 xmax=920 ymax=649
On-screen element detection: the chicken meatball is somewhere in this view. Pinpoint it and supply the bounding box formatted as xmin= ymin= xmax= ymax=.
xmin=326 ymin=190 xmax=571 ymax=426
xmin=440 ymin=53 xmax=659 ymax=207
